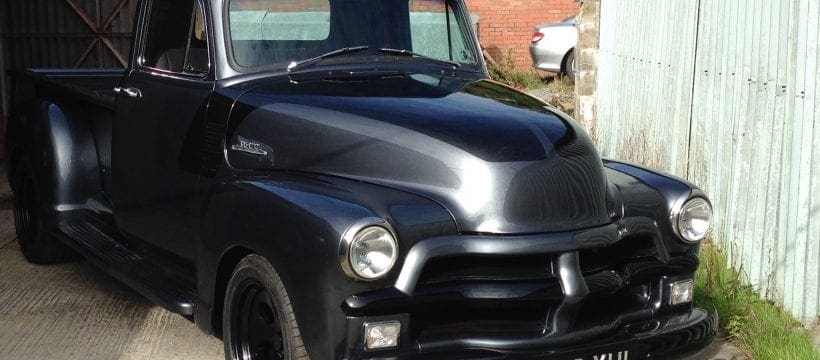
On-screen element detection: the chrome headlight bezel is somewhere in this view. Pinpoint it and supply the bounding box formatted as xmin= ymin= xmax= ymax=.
xmin=670 ymin=192 xmax=713 ymax=243
xmin=339 ymin=218 xmax=399 ymax=281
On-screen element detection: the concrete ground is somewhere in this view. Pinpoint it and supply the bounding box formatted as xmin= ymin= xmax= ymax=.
xmin=0 ymin=169 xmax=222 ymax=360
xmin=0 ymin=164 xmax=746 ymax=360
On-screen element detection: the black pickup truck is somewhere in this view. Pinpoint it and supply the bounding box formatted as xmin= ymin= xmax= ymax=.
xmin=5 ymin=0 xmax=717 ymax=359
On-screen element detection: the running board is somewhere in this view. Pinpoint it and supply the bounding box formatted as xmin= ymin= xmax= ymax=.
xmin=58 ymin=222 xmax=196 ymax=315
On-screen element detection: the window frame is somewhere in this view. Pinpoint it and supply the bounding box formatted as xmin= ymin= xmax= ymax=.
xmin=222 ymin=0 xmax=335 ymax=73
xmin=221 ymin=0 xmax=484 ymax=75
xmin=407 ymin=0 xmax=479 ymax=65
xmin=137 ymin=0 xmax=213 ymax=80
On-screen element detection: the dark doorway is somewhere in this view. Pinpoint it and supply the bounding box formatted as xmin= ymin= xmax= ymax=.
xmin=0 ymin=0 xmax=138 ymax=159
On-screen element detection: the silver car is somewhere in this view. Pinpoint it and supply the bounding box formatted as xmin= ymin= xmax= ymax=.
xmin=529 ymin=16 xmax=577 ymax=77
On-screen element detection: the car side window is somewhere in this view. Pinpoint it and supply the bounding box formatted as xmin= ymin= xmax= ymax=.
xmin=142 ymin=0 xmax=210 ymax=75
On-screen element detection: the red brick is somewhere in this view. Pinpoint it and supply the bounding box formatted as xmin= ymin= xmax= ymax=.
xmin=466 ymin=0 xmax=577 ymax=68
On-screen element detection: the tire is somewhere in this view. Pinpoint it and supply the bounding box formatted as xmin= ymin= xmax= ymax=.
xmin=562 ymin=49 xmax=576 ymax=83
xmin=223 ymin=254 xmax=309 ymax=360
xmin=11 ymin=158 xmax=77 ymax=264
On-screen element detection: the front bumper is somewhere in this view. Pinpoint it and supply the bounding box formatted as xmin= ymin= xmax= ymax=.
xmin=339 ymin=217 xmax=715 ymax=359
xmin=346 ymin=308 xmax=717 ymax=359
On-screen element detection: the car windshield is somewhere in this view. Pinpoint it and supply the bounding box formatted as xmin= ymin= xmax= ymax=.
xmin=227 ymin=0 xmax=480 ymax=71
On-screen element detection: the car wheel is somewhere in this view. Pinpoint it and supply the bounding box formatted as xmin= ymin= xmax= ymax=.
xmin=12 ymin=157 xmax=76 ymax=264
xmin=223 ymin=254 xmax=309 ymax=360
xmin=562 ymin=49 xmax=576 ymax=82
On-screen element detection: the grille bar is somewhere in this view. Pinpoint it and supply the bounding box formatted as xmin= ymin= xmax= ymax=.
xmin=547 ymin=252 xmax=588 ymax=335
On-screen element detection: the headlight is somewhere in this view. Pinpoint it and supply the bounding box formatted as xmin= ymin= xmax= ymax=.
xmin=671 ymin=197 xmax=713 ymax=242
xmin=340 ymin=221 xmax=398 ymax=280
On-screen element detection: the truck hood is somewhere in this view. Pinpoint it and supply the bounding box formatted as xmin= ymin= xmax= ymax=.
xmin=226 ymin=72 xmax=612 ymax=234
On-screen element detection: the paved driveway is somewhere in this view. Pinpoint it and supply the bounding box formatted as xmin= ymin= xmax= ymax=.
xmin=0 ymin=165 xmax=746 ymax=360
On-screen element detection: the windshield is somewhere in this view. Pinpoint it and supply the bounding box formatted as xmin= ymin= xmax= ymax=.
xmin=227 ymin=0 xmax=480 ymax=71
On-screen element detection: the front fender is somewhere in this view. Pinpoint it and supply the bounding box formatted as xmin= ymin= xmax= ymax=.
xmin=603 ymin=159 xmax=705 ymax=254
xmin=196 ymin=172 xmax=456 ymax=359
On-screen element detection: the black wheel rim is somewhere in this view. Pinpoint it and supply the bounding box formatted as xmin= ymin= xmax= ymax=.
xmin=12 ymin=171 xmax=38 ymax=250
xmin=231 ymin=280 xmax=285 ymax=360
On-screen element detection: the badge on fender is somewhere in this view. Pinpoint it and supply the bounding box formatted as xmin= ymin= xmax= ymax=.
xmin=231 ymin=136 xmax=269 ymax=156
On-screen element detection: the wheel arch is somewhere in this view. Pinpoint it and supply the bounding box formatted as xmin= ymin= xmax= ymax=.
xmin=9 ymin=99 xmax=102 ymax=210
xmin=193 ymin=176 xmax=457 ymax=358
xmin=210 ymin=245 xmax=257 ymax=337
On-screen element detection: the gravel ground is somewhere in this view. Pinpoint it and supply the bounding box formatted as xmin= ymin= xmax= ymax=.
xmin=527 ymin=87 xmax=555 ymax=100
xmin=527 ymin=81 xmax=576 ymax=116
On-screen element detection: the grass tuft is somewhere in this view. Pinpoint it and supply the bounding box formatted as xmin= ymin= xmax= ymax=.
xmin=695 ymin=243 xmax=820 ymax=360
xmin=539 ymin=76 xmax=575 ymax=117
xmin=486 ymin=49 xmax=577 ymax=116
xmin=487 ymin=49 xmax=546 ymax=90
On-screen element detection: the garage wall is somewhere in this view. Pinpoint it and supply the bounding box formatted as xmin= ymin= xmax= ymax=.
xmin=0 ymin=0 xmax=136 ymax=69
xmin=0 ymin=5 xmax=8 ymax=158
xmin=0 ymin=0 xmax=137 ymax=159
xmin=591 ymin=0 xmax=820 ymax=324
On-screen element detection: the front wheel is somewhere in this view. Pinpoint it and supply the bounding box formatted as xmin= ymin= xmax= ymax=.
xmin=223 ymin=254 xmax=309 ymax=360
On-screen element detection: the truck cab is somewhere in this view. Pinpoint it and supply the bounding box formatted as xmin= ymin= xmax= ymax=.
xmin=5 ymin=0 xmax=717 ymax=359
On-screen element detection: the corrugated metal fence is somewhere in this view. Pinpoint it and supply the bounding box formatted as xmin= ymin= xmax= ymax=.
xmin=595 ymin=0 xmax=819 ymax=323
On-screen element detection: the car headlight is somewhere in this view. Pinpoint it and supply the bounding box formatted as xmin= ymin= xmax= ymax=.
xmin=671 ymin=197 xmax=713 ymax=242
xmin=340 ymin=221 xmax=398 ymax=280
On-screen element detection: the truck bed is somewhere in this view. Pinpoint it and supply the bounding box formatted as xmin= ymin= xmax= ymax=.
xmin=8 ymin=68 xmax=124 ymax=196
xmin=12 ymin=68 xmax=125 ymax=109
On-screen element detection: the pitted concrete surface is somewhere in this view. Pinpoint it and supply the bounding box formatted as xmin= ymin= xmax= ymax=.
xmin=0 ymin=241 xmax=224 ymax=360
xmin=690 ymin=338 xmax=749 ymax=360
xmin=0 ymin=171 xmax=223 ymax=360
xmin=0 ymin=164 xmax=746 ymax=360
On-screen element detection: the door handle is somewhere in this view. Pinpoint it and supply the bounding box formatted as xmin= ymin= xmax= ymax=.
xmin=114 ymin=87 xmax=142 ymax=98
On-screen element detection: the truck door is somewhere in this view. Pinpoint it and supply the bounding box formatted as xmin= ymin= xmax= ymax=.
xmin=112 ymin=0 xmax=212 ymax=259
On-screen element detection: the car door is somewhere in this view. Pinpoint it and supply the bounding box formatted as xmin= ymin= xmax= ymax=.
xmin=112 ymin=0 xmax=213 ymax=259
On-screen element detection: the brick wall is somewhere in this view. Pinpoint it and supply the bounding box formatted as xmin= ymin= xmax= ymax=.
xmin=466 ymin=0 xmax=579 ymax=70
